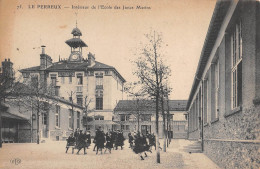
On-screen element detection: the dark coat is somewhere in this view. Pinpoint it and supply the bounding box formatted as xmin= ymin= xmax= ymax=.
xmin=77 ymin=133 xmax=87 ymax=149
xmin=105 ymin=135 xmax=113 ymax=149
xmin=95 ymin=130 xmax=105 ymax=148
xmin=128 ymin=134 xmax=134 ymax=144
xmin=66 ymin=136 xmax=75 ymax=147
xmin=115 ymin=132 xmax=125 ymax=146
xmin=85 ymin=133 xmax=91 ymax=146
xmin=133 ymin=136 xmax=144 ymax=154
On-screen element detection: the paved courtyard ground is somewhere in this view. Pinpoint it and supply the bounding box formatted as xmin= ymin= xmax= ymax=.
xmin=0 ymin=139 xmax=219 ymax=169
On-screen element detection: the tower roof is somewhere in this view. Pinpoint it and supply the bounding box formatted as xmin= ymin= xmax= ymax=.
xmin=65 ymin=38 xmax=88 ymax=48
xmin=71 ymin=27 xmax=82 ymax=36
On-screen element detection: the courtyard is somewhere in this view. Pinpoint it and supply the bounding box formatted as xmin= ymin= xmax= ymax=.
xmin=0 ymin=139 xmax=219 ymax=169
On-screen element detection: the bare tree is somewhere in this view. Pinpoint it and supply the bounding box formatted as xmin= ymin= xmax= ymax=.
xmin=12 ymin=76 xmax=57 ymax=144
xmin=132 ymin=31 xmax=171 ymax=163
xmin=83 ymin=95 xmax=93 ymax=129
xmin=124 ymin=82 xmax=148 ymax=132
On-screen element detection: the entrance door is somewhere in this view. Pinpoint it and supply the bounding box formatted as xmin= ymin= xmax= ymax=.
xmin=42 ymin=113 xmax=48 ymax=138
xmin=141 ymin=125 xmax=151 ymax=135
xmin=2 ymin=119 xmax=18 ymax=143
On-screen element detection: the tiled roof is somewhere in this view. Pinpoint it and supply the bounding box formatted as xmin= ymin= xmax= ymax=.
xmin=186 ymin=0 xmax=231 ymax=110
xmin=19 ymin=60 xmax=126 ymax=82
xmin=114 ymin=100 xmax=187 ymax=112
xmin=20 ymin=66 xmax=41 ymax=72
xmin=89 ymin=61 xmax=114 ymax=69
xmin=46 ymin=61 xmax=89 ymax=71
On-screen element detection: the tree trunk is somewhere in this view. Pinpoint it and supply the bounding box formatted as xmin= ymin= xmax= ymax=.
xmin=161 ymin=95 xmax=166 ymax=152
xmin=0 ymin=112 xmax=2 ymax=148
xmin=137 ymin=113 xmax=140 ymax=133
xmin=37 ymin=108 xmax=40 ymax=144
xmin=155 ymin=94 xmax=160 ymax=163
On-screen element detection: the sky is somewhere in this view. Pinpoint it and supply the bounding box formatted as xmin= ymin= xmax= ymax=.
xmin=0 ymin=0 xmax=216 ymax=100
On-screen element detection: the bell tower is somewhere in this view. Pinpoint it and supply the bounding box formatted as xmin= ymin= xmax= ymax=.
xmin=65 ymin=23 xmax=88 ymax=62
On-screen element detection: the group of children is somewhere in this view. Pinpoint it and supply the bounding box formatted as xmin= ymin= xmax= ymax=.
xmin=129 ymin=132 xmax=160 ymax=160
xmin=66 ymin=128 xmax=161 ymax=160
xmin=65 ymin=128 xmax=126 ymax=155
xmin=65 ymin=129 xmax=91 ymax=155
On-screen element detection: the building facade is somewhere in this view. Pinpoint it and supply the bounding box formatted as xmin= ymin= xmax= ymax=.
xmin=114 ymin=100 xmax=187 ymax=138
xmin=187 ymin=1 xmax=260 ymax=168
xmin=19 ymin=26 xmax=125 ymax=137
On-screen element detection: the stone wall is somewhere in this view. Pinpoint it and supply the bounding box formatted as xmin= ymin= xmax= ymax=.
xmin=203 ymin=104 xmax=260 ymax=169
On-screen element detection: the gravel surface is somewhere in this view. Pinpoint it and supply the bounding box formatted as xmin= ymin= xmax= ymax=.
xmin=0 ymin=139 xmax=220 ymax=169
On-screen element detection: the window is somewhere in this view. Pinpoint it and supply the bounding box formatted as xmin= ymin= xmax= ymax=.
xmin=69 ymin=76 xmax=72 ymax=84
xmin=77 ymin=112 xmax=80 ymax=129
xmin=69 ymin=109 xmax=74 ymax=129
xmin=125 ymin=125 xmax=130 ymax=130
xmin=215 ymin=59 xmax=220 ymax=118
xmin=61 ymin=77 xmax=65 ymax=84
xmin=42 ymin=113 xmax=47 ymax=125
xmin=105 ymin=71 xmax=109 ymax=75
xmin=96 ymin=90 xmax=103 ymax=110
xmin=77 ymin=73 xmax=83 ymax=85
xmin=120 ymin=115 xmax=130 ymax=121
xmin=89 ymin=71 xmax=94 ymax=76
xmin=141 ymin=115 xmax=151 ymax=122
xmin=94 ymin=116 xmax=104 ymax=120
xmin=77 ymin=96 xmax=83 ymax=106
xmin=77 ymin=86 xmax=82 ymax=92
xmin=121 ymin=125 xmax=125 ymax=130
xmin=31 ymin=76 xmax=39 ymax=88
xmin=54 ymin=86 xmax=60 ymax=96
xmin=55 ymin=105 xmax=60 ymax=127
xmin=96 ymin=98 xmax=103 ymax=110
xmin=96 ymin=73 xmax=103 ymax=89
xmin=50 ymin=75 xmax=57 ymax=86
xmin=204 ymin=78 xmax=209 ymax=124
xmin=231 ymin=21 xmax=242 ymax=109
xmin=69 ymin=97 xmax=72 ymax=102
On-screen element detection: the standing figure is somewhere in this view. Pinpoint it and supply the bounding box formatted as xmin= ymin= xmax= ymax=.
xmin=93 ymin=129 xmax=98 ymax=151
xmin=111 ymin=130 xmax=116 ymax=149
xmin=74 ymin=128 xmax=80 ymax=149
xmin=76 ymin=130 xmax=87 ymax=155
xmin=141 ymin=134 xmax=150 ymax=157
xmin=104 ymin=133 xmax=113 ymax=154
xmin=66 ymin=133 xmax=75 ymax=154
xmin=133 ymin=132 xmax=145 ymax=160
xmin=95 ymin=127 xmax=105 ymax=155
xmin=128 ymin=132 xmax=134 ymax=148
xmin=85 ymin=131 xmax=91 ymax=149
xmin=115 ymin=130 xmax=125 ymax=150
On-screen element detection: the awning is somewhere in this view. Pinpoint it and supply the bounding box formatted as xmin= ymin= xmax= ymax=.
xmin=1 ymin=111 xmax=29 ymax=121
xmin=87 ymin=120 xmax=120 ymax=125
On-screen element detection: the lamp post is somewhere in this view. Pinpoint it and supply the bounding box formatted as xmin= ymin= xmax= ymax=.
xmin=32 ymin=113 xmax=36 ymax=143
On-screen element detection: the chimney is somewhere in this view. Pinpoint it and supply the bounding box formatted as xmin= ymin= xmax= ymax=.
xmin=88 ymin=52 xmax=95 ymax=67
xmin=41 ymin=45 xmax=46 ymax=54
xmin=2 ymin=58 xmax=14 ymax=79
xmin=40 ymin=45 xmax=52 ymax=69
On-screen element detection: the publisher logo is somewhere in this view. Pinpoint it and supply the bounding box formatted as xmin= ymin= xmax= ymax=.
xmin=10 ymin=158 xmax=21 ymax=165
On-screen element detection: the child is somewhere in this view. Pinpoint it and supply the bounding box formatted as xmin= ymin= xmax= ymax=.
xmin=66 ymin=133 xmax=75 ymax=154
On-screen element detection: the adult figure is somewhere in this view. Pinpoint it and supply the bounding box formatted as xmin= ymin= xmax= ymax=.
xmin=95 ymin=127 xmax=105 ymax=155
xmin=76 ymin=130 xmax=87 ymax=155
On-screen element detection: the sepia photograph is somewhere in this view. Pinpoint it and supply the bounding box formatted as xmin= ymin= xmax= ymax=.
xmin=0 ymin=0 xmax=259 ymax=168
